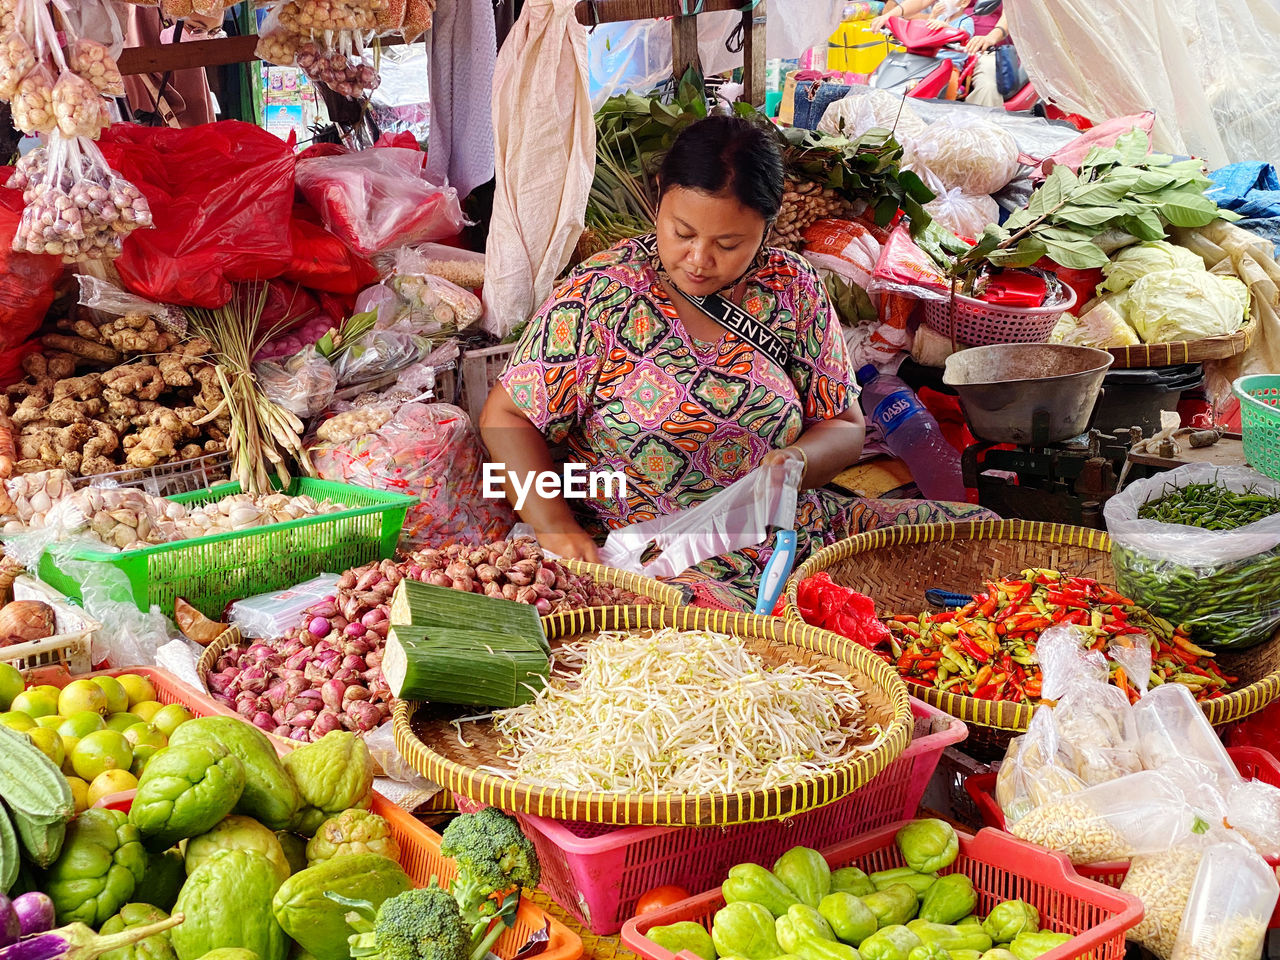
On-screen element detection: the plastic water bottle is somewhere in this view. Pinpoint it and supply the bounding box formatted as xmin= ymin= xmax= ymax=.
xmin=858 ymin=365 xmax=968 ymax=503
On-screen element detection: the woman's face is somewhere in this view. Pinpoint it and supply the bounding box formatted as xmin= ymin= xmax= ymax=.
xmin=655 ymin=186 xmax=768 ymax=297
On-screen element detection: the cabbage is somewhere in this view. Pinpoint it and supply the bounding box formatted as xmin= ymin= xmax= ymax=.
xmin=1058 ymin=293 xmax=1141 ymax=348
xmin=1099 ymin=241 xmax=1205 ymax=294
xmin=1123 ymin=268 xmax=1250 ymax=343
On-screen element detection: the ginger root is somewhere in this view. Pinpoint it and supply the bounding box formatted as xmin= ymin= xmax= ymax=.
xmin=102 ymin=363 xmax=165 ymax=401
xmin=41 ymin=333 xmax=120 ymax=365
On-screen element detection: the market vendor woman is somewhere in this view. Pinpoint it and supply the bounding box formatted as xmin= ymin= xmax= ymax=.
xmin=481 ymin=116 xmax=991 ymax=609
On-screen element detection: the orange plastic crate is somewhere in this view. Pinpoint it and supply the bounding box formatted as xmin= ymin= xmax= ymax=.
xmin=622 ymin=822 xmax=1142 ymax=960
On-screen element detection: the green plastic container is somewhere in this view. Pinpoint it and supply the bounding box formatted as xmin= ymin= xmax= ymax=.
xmin=1235 ymin=375 xmax=1280 ymax=482
xmin=38 ymin=478 xmax=415 ymax=618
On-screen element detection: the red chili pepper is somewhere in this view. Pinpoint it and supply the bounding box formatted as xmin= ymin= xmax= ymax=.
xmin=1095 ymin=586 xmax=1134 ymax=605
xmin=1062 ymin=609 xmax=1088 ymax=625
xmin=973 ymin=682 xmax=1000 ymax=700
xmin=956 ymin=637 xmax=990 ymax=662
xmin=1045 ymin=590 xmax=1090 ymax=608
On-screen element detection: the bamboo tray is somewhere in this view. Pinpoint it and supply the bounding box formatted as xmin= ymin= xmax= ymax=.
xmin=1106 ymin=316 xmax=1253 ymax=368
xmin=393 ymin=604 xmax=915 ymax=827
xmin=781 ymin=520 xmax=1280 ymax=758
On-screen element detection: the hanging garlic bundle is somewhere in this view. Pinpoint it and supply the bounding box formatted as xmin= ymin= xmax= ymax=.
xmin=295 ymin=33 xmax=379 ymax=99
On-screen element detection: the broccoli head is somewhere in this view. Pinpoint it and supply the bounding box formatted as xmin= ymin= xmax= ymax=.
xmin=343 ymin=886 xmax=469 ymax=960
xmin=440 ymin=808 xmax=541 ymax=960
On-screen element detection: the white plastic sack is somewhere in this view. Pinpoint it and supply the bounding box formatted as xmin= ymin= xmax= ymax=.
xmin=598 ymin=460 xmax=802 ymax=579
xmin=818 ymin=88 xmax=929 ymax=146
xmin=923 ymin=185 xmax=1000 ymax=239
xmin=483 ymin=0 xmax=595 ymax=338
xmin=910 ymin=113 xmax=1020 ymax=195
xmin=1004 ymin=0 xmax=1280 ymax=168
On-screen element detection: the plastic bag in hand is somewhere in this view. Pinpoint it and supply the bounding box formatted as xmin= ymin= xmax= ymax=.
xmin=1172 ymin=841 xmax=1278 ymax=960
xmin=1104 ymin=463 xmax=1280 ymax=648
xmin=598 ymin=459 xmax=802 ymax=579
xmin=253 ymin=345 xmax=337 ymax=419
xmin=295 ymin=148 xmax=466 ymax=256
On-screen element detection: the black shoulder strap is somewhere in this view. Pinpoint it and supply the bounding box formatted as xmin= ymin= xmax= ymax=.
xmin=634 ymin=235 xmax=791 ymax=369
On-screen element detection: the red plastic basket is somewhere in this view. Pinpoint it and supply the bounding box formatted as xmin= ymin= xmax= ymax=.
xmin=622 ymin=821 xmax=1142 ymax=960
xmin=459 ymin=698 xmax=965 ymax=935
xmin=964 ymin=745 xmax=1280 ymax=926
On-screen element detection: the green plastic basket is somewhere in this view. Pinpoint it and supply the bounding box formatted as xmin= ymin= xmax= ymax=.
xmin=1235 ymin=375 xmax=1280 ymax=481
xmin=37 ymin=478 xmax=415 ymax=618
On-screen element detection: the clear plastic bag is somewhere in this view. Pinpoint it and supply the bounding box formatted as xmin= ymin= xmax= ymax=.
xmin=1133 ymin=682 xmax=1239 ymax=784
xmin=816 ymin=87 xmax=929 ymax=147
xmin=0 ymin=30 xmax=36 ymax=100
xmin=1122 ymin=837 xmax=1213 ymax=960
xmin=996 ymin=709 xmax=1088 ymax=827
xmin=49 ymin=552 xmax=177 ymax=667
xmin=255 ymin=4 xmax=301 ymax=66
xmin=76 ymin=275 xmax=187 ymax=334
xmin=923 ymin=185 xmax=1000 ymax=240
xmin=253 ymin=345 xmax=338 ymax=419
xmin=1037 ymin=625 xmax=1144 ymax=786
xmin=598 ymin=459 xmax=802 ymax=579
xmin=1104 ymin=463 xmax=1280 ymax=648
xmin=385 ymin=248 xmax=483 ymax=335
xmin=67 ymin=39 xmax=125 ymax=97
xmin=294 ymin=148 xmax=466 ymax=256
xmin=12 ymin=62 xmax=56 ymax=136
xmin=1009 ymin=770 xmax=1203 ymax=864
xmin=1224 ymin=780 xmax=1280 ymax=858
xmin=229 ymin=573 xmax=341 ymax=639
xmin=332 ymin=329 xmax=423 ymax=386
xmin=868 ymin=223 xmax=954 ymax=303
xmin=910 ymin=113 xmax=1022 ymax=196
xmin=52 ymin=69 xmax=109 ymax=138
xmin=1172 ymin=841 xmax=1278 ymax=960
xmin=311 ymin=401 xmax=515 ymax=550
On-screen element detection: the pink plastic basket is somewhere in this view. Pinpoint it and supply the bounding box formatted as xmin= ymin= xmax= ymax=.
xmin=922 ymin=270 xmax=1077 ymax=346
xmin=622 ymin=822 xmax=1143 ymax=960
xmin=460 ymin=698 xmax=965 ymax=934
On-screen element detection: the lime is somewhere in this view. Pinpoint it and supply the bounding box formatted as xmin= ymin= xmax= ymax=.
xmin=26 ymin=726 xmax=65 ymax=767
xmin=0 ymin=711 xmax=35 ymax=732
xmin=58 ymin=679 xmax=108 ymax=718
xmin=87 ymin=769 xmax=138 ymax=808
xmin=71 ymin=729 xmax=133 ymax=781
xmin=116 ymin=674 xmax=158 ymax=708
xmin=0 ymin=663 xmax=23 ymax=711
xmin=131 ymin=701 xmax=164 ymax=723
xmin=10 ymin=688 xmax=58 ymax=719
xmin=126 ymin=724 xmax=168 ymax=776
xmin=105 ymin=712 xmax=143 ymax=732
xmin=58 ymin=711 xmax=106 ymax=739
xmin=149 ymin=704 xmax=192 ymax=738
xmin=90 ymin=676 xmax=130 ymax=716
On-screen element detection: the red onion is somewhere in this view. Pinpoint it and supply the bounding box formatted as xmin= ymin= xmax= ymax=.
xmin=313 ymin=711 xmax=342 ymax=736
xmin=341 ymin=654 xmax=366 ymax=673
xmin=252 ymin=711 xmax=275 ymax=730
xmin=308 ymin=616 xmax=330 ymax=637
xmin=343 ymin=621 xmax=364 ymax=638
xmin=321 ymin=679 xmax=345 ymax=712
xmin=292 ymin=710 xmax=317 ymax=728
xmin=361 ymin=608 xmax=386 ymax=627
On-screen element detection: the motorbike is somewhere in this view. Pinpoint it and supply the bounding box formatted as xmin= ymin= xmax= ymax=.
xmin=868 ymin=14 xmax=1038 ymax=112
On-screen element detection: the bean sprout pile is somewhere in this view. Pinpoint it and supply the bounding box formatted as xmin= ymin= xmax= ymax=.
xmin=480 ymin=628 xmax=876 ymax=793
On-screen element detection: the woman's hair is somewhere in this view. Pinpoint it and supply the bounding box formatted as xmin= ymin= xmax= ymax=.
xmin=658 ymin=116 xmax=784 ymax=221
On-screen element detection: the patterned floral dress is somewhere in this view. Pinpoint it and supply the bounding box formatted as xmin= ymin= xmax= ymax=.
xmin=499 ymin=237 xmax=993 ymax=610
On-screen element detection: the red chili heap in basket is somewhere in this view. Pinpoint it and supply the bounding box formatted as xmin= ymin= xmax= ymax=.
xmin=882 ymin=569 xmax=1234 ymax=704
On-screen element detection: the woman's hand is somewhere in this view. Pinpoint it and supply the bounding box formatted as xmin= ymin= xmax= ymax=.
xmin=965 ymin=30 xmax=1000 ymax=53
xmin=762 ymin=446 xmax=807 ymax=482
xmin=870 ymin=13 xmax=892 ymax=30
xmin=536 ymin=526 xmax=601 ymax=564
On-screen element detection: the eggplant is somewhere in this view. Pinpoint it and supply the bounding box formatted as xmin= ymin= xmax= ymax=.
xmin=0 ymin=913 xmax=181 ymax=960
xmin=0 ymin=897 xmax=17 ymax=948
xmin=9 ymin=897 xmax=52 ymax=938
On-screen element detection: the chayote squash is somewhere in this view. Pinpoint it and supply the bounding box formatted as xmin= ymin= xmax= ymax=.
xmin=171 ymin=849 xmax=287 ymax=960
xmin=305 ymin=809 xmax=399 ymax=864
xmin=132 ymin=848 xmax=186 ymax=913
xmin=130 ymin=742 xmax=245 ymax=849
xmin=645 ymin=922 xmax=717 ymax=960
xmin=195 ymin=952 xmax=260 ymax=960
xmin=275 ymin=832 xmax=309 ymax=875
xmin=101 ymin=903 xmax=177 ymax=960
xmin=169 ymin=717 xmax=301 ymax=832
xmin=45 ymin=807 xmax=148 ymax=927
xmin=185 ymin=816 xmax=290 ymax=883
xmin=271 ymin=852 xmax=411 ymax=960
xmin=280 ymin=732 xmax=374 ymax=836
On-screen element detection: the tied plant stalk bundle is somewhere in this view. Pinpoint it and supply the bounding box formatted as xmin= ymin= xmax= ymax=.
xmin=185 ymin=284 xmax=316 ymax=494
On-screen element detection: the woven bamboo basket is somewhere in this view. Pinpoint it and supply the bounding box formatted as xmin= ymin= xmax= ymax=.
xmin=393 ymin=604 xmax=915 ymax=826
xmin=1106 ymin=316 xmax=1253 ymax=368
xmin=781 ymin=520 xmax=1280 ymax=758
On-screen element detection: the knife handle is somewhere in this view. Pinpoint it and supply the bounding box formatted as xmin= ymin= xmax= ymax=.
xmin=755 ymin=530 xmax=798 ymax=616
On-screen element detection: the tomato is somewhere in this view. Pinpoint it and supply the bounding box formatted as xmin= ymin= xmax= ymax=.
xmin=635 ymin=885 xmax=692 ymax=916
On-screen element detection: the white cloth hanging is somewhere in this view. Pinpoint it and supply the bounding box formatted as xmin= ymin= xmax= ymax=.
xmin=482 ymin=0 xmax=595 ymax=338
xmin=425 ymin=0 xmax=497 ymax=198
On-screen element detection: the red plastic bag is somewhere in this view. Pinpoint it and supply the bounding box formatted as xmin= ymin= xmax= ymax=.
xmin=295 ymin=148 xmax=465 ymax=256
xmin=793 ymin=572 xmax=892 ymax=649
xmin=0 ymin=167 xmax=63 ymax=386
xmin=283 ymin=205 xmax=380 ymax=295
xmin=870 ymin=224 xmax=953 ymax=301
xmin=373 ymin=131 xmax=421 ymax=152
xmin=97 ymin=121 xmax=297 ymax=307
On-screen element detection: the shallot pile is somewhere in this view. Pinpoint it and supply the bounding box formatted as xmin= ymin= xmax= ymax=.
xmin=205 ymin=538 xmax=651 ymax=741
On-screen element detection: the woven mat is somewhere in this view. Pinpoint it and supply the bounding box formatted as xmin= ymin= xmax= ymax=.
xmin=526 ymin=890 xmax=639 ymax=960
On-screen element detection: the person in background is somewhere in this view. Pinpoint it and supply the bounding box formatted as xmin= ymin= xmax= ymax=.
xmin=869 ymin=0 xmax=1010 ymax=108
xmin=480 ymin=116 xmax=993 ymax=610
xmin=123 ymin=7 xmax=223 ymax=127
